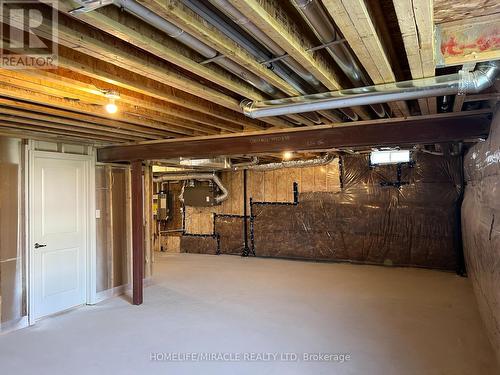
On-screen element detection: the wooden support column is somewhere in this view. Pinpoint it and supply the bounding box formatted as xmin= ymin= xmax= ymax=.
xmin=131 ymin=160 xmax=144 ymax=305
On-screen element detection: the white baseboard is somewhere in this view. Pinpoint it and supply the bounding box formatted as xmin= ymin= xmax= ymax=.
xmin=93 ymin=277 xmax=154 ymax=304
xmin=0 ymin=316 xmax=29 ymax=335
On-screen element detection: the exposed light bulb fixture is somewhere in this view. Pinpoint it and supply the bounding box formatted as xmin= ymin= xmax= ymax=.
xmin=282 ymin=151 xmax=293 ymax=160
xmin=103 ymin=90 xmax=120 ymax=114
xmin=105 ymin=102 xmax=118 ymax=114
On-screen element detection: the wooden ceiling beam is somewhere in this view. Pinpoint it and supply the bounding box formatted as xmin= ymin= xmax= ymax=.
xmin=140 ymin=0 xmax=300 ymax=97
xmin=0 ymin=96 xmax=170 ymax=139
xmin=322 ymin=0 xmax=410 ymax=117
xmin=436 ymin=14 xmax=500 ymax=67
xmin=226 ymin=0 xmax=370 ymax=121
xmin=55 ymin=48 xmax=270 ymax=130
xmin=227 ymin=0 xmax=342 ymax=91
xmin=15 ymin=68 xmax=234 ymax=134
xmin=97 ymin=111 xmax=491 ymax=162
xmin=0 ymin=69 xmax=220 ymax=135
xmin=0 ymin=82 xmax=191 ymax=137
xmin=0 ymin=107 xmax=146 ymax=142
xmin=2 ymin=5 xmax=290 ymax=129
xmin=0 ymin=117 xmax=135 ymax=143
xmin=393 ymin=0 xmax=436 ymax=115
xmin=0 ymin=122 xmax=123 ymax=144
xmin=59 ymin=0 xmax=266 ymax=102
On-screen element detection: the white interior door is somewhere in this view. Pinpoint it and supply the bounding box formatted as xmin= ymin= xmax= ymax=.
xmin=32 ymin=154 xmax=88 ymax=320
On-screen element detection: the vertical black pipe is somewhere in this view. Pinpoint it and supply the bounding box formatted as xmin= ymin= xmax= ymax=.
xmin=242 ymin=169 xmax=249 ymax=256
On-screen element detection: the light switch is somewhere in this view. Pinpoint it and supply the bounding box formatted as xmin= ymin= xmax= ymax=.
xmin=96 ymin=209 xmax=101 ymax=219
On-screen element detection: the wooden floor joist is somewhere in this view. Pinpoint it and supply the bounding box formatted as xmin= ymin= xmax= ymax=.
xmin=3 ymin=5 xmax=292 ymax=129
xmin=0 ymin=111 xmax=143 ymax=142
xmin=0 ymin=71 xmax=208 ymax=136
xmin=322 ymin=0 xmax=410 ymax=117
xmin=60 ymin=0 xmax=268 ymax=102
xmin=393 ymin=0 xmax=437 ymax=115
xmin=140 ymin=0 xmax=300 ymax=97
xmin=0 ymin=83 xmax=192 ymax=137
xmin=0 ymin=122 xmax=121 ymax=144
xmin=0 ymin=96 xmax=171 ymax=139
xmin=226 ymin=0 xmax=370 ymax=121
xmin=4 ymin=69 xmax=227 ymax=135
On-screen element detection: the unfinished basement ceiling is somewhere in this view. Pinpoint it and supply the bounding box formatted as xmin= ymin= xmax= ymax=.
xmin=0 ymin=0 xmax=497 ymax=149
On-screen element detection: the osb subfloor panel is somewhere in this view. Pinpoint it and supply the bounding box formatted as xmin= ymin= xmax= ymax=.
xmin=0 ymin=254 xmax=498 ymax=375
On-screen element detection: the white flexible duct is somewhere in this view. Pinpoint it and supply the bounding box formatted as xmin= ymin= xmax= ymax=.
xmin=245 ymin=153 xmax=335 ymax=171
xmin=242 ymin=61 xmax=500 ymax=118
xmin=153 ymin=173 xmax=229 ymax=204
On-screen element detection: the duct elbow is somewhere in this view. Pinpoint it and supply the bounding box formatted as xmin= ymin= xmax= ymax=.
xmin=460 ymin=60 xmax=500 ymax=95
xmin=473 ymin=60 xmax=500 ymax=93
xmin=241 ymin=99 xmax=257 ymax=118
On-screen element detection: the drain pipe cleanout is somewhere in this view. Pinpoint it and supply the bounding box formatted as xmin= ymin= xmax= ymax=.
xmin=241 ymin=61 xmax=500 ymax=118
xmin=153 ymin=173 xmax=229 ymax=204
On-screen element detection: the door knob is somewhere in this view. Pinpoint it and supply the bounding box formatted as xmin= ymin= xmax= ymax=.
xmin=34 ymin=243 xmax=46 ymax=249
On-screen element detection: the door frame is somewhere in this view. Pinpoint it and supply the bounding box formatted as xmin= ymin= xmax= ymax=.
xmin=27 ymin=145 xmax=96 ymax=325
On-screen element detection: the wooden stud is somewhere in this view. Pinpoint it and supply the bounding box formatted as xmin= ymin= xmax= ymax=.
xmin=131 ymin=160 xmax=144 ymax=305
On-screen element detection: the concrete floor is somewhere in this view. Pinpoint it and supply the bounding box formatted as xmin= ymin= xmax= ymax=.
xmin=0 ymin=253 xmax=498 ymax=375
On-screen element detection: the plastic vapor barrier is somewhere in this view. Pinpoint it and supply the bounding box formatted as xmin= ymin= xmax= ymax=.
xmin=462 ymin=108 xmax=500 ymax=364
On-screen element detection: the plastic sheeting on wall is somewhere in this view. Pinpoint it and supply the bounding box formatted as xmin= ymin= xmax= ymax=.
xmin=0 ymin=137 xmax=26 ymax=326
xmin=462 ymin=108 xmax=500 ymax=364
xmin=252 ymin=152 xmax=462 ymax=270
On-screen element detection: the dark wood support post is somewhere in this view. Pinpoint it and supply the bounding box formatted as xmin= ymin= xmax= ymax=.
xmin=131 ymin=160 xmax=144 ymax=305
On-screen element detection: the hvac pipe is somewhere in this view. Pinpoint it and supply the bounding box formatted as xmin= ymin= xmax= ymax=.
xmin=153 ymin=173 xmax=229 ymax=204
xmin=207 ymin=0 xmax=357 ymax=121
xmin=241 ymin=61 xmax=500 ymax=118
xmin=238 ymin=153 xmax=335 ymax=171
xmin=291 ymin=0 xmax=386 ymax=118
xmin=114 ymin=0 xmax=280 ymax=96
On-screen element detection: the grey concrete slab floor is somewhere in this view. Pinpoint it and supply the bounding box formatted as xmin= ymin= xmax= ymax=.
xmin=0 ymin=253 xmax=498 ymax=375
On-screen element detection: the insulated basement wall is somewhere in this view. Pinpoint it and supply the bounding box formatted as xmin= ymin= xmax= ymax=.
xmin=184 ymin=162 xmax=341 ymax=234
xmin=462 ymin=106 xmax=500 ymax=364
xmin=181 ymin=155 xmax=461 ymax=270
xmin=0 ymin=137 xmax=26 ymax=328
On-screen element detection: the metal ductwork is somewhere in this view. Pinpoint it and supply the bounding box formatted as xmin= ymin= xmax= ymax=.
xmin=291 ymin=0 xmax=385 ymax=118
xmin=153 ymin=173 xmax=229 ymax=204
xmin=241 ymin=61 xmax=500 ymax=118
xmin=113 ymin=0 xmax=281 ymax=97
xmin=241 ymin=153 xmax=335 ymax=171
xmin=208 ymin=0 xmax=323 ymax=91
xmin=206 ymin=0 xmax=357 ymax=122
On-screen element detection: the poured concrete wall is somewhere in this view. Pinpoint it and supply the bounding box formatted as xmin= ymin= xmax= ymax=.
xmin=462 ymin=107 xmax=500 ymax=364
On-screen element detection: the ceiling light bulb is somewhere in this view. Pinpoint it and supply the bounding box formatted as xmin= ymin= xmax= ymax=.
xmin=283 ymin=151 xmax=293 ymax=160
xmin=105 ymin=102 xmax=118 ymax=114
